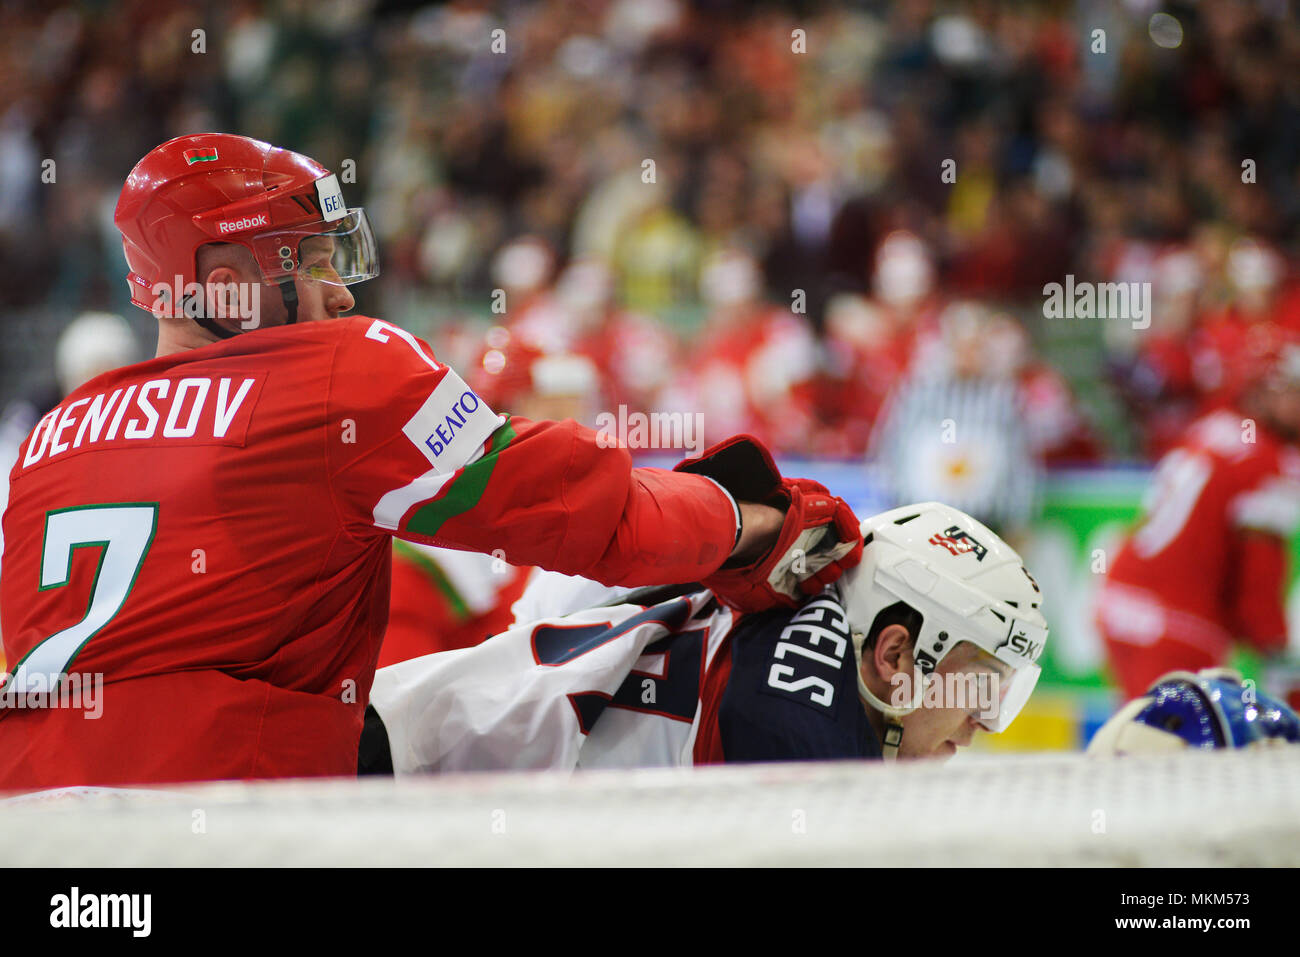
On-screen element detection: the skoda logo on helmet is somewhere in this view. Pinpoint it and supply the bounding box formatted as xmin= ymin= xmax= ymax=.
xmin=995 ymin=623 xmax=1044 ymax=664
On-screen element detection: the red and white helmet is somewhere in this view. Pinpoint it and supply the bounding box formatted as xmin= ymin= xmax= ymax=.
xmin=113 ymin=133 xmax=378 ymax=334
xmin=837 ymin=502 xmax=1048 ymax=746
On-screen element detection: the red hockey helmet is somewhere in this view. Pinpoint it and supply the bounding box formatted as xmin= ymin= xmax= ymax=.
xmin=113 ymin=133 xmax=378 ymax=334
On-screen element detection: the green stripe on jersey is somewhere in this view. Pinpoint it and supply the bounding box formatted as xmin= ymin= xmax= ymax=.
xmin=391 ymin=539 xmax=471 ymax=622
xmin=404 ymin=419 xmax=517 ymax=540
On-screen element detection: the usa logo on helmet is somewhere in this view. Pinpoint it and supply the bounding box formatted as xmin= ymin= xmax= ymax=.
xmin=928 ymin=525 xmax=988 ymax=561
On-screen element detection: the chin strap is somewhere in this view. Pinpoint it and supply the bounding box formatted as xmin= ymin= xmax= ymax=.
xmin=853 ymin=630 xmax=925 ymax=762
xmin=185 ymin=296 xmax=240 ymax=340
xmin=277 ymin=277 xmax=299 ymax=325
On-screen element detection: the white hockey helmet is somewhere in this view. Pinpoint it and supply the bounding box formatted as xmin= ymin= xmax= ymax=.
xmin=837 ymin=502 xmax=1048 ymax=735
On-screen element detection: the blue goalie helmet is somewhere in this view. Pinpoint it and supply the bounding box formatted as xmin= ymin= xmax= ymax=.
xmin=1087 ymin=668 xmax=1300 ymax=755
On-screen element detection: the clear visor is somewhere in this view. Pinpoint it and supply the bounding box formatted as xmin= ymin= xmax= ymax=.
xmin=255 ymin=208 xmax=380 ymax=287
xmin=977 ymin=661 xmax=1041 ymax=733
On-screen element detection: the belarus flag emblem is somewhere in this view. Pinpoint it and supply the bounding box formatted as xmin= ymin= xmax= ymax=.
xmin=183 ymin=147 xmax=219 ymax=165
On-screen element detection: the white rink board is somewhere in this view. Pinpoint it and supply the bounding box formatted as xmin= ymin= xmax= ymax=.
xmin=2 ymin=749 xmax=1298 ymax=866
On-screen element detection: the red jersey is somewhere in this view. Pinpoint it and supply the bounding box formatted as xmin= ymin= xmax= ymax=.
xmin=1101 ymin=410 xmax=1300 ymax=659
xmin=1188 ymin=310 xmax=1279 ymax=412
xmin=0 ymin=316 xmax=738 ymax=788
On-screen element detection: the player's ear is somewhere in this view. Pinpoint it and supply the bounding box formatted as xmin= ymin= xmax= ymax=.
xmin=201 ymin=265 xmax=244 ymax=323
xmin=201 ymin=265 xmax=241 ymax=287
xmin=871 ymin=623 xmax=914 ymax=682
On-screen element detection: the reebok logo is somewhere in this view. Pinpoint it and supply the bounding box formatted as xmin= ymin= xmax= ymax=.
xmin=217 ymin=213 xmax=269 ymax=235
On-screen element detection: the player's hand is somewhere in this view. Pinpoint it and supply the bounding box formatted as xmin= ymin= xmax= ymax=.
xmin=675 ymin=435 xmax=863 ymax=613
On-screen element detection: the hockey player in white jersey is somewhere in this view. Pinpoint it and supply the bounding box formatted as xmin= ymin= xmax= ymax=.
xmin=360 ymin=502 xmax=1048 ymax=771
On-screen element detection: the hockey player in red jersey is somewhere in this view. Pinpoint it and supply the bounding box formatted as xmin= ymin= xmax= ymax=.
xmin=1096 ymin=333 xmax=1300 ymax=699
xmin=0 ymin=134 xmax=862 ymax=790
xmin=360 ymin=502 xmax=1048 ymax=771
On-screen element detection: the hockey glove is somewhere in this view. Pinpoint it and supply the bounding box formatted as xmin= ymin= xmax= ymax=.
xmin=675 ymin=435 xmax=863 ymax=613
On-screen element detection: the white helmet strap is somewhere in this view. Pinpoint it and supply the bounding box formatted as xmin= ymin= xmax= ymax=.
xmin=852 ymin=628 xmax=928 ymax=761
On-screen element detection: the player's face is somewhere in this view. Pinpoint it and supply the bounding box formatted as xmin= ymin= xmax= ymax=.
xmin=896 ymin=642 xmax=1011 ymax=761
xmin=197 ymin=237 xmax=354 ymax=335
xmin=285 ymin=235 xmax=356 ymax=323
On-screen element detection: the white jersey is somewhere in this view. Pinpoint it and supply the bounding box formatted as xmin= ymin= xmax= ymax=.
xmin=369 ymin=590 xmax=734 ymax=773
xmin=509 ymin=567 xmax=640 ymax=625
xmin=368 ymin=586 xmax=880 ymax=773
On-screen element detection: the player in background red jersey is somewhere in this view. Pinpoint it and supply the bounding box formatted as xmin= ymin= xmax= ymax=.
xmin=1096 ymin=331 xmax=1300 ymax=699
xmin=0 ymin=134 xmax=861 ymax=790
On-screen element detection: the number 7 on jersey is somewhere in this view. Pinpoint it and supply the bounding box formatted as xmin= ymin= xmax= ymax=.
xmin=3 ymin=503 xmax=158 ymax=694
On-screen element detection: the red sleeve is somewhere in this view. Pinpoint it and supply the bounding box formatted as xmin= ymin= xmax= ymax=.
xmin=1229 ymin=531 xmax=1289 ymax=656
xmin=326 ymin=317 xmax=738 ymax=587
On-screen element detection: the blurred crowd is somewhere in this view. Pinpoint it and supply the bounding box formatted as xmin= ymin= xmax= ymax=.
xmin=3 ymin=0 xmax=1300 ymax=467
